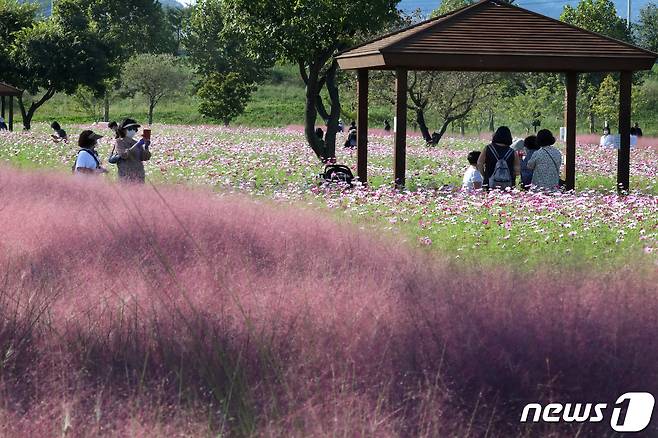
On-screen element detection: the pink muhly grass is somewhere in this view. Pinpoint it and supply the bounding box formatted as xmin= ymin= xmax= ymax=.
xmin=0 ymin=166 xmax=657 ymax=436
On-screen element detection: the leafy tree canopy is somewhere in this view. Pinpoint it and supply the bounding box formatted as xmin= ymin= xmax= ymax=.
xmin=635 ymin=3 xmax=658 ymax=52
xmin=431 ymin=0 xmax=473 ymax=17
xmin=184 ymin=0 xmax=271 ymax=82
xmin=4 ymin=1 xmax=112 ymax=129
xmin=121 ymin=53 xmax=192 ymax=124
xmin=197 ymin=72 xmax=254 ymax=126
xmin=560 ymin=0 xmax=631 ymax=42
xmin=223 ymin=0 xmax=401 ymax=161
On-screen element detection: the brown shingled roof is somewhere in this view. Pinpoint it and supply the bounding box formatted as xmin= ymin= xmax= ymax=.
xmin=0 ymin=82 xmax=22 ymax=96
xmin=337 ymin=0 xmax=657 ymax=72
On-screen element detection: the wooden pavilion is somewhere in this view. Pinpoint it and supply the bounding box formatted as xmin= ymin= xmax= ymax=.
xmin=336 ymin=0 xmax=657 ymax=191
xmin=0 ymin=82 xmax=20 ymax=132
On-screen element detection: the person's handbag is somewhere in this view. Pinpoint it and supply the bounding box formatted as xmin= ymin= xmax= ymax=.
xmin=108 ymin=144 xmax=122 ymax=164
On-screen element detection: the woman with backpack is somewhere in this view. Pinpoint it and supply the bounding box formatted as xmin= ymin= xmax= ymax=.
xmin=111 ymin=118 xmax=151 ymax=183
xmin=526 ymin=129 xmax=562 ymax=191
xmin=476 ymin=126 xmax=520 ymax=191
xmin=73 ymin=130 xmax=108 ymax=175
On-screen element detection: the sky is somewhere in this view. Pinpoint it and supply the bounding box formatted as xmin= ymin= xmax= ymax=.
xmin=399 ymin=0 xmax=651 ymax=20
xmin=170 ymin=0 xmax=650 ymax=22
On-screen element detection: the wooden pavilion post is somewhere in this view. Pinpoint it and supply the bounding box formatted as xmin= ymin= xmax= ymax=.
xmin=394 ymin=69 xmax=407 ymax=188
xmin=617 ymin=71 xmax=632 ymax=193
xmin=8 ymin=96 xmax=13 ymax=131
xmin=357 ymin=69 xmax=369 ymax=185
xmin=565 ymin=72 xmax=578 ymax=191
xmin=1 ymin=96 xmax=5 ymax=119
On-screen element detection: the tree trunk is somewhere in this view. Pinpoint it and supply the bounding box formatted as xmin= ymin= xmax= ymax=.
xmin=103 ymin=93 xmax=110 ymax=122
xmin=459 ymin=121 xmax=465 ymax=136
xmin=323 ymin=61 xmax=340 ymax=160
xmin=148 ymin=101 xmax=155 ymax=125
xmin=18 ymin=88 xmax=56 ymax=130
xmin=433 ymin=118 xmax=455 ymax=145
xmin=302 ymin=64 xmax=325 ymax=161
xmin=416 ymin=108 xmax=432 ymax=143
xmin=488 ymin=111 xmax=495 ymax=132
xmin=589 ymin=111 xmax=595 ymax=134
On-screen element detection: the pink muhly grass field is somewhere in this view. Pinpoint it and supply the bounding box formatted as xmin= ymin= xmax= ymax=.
xmin=0 ymin=167 xmax=657 ymax=436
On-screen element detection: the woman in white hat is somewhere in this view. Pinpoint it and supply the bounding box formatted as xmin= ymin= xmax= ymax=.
xmin=113 ymin=118 xmax=151 ymax=183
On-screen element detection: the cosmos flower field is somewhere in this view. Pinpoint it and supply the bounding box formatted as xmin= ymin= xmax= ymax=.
xmin=0 ymin=123 xmax=656 ymax=269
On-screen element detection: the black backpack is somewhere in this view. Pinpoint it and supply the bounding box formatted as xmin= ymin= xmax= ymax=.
xmin=321 ymin=164 xmax=354 ymax=186
xmin=71 ymin=148 xmax=100 ymax=173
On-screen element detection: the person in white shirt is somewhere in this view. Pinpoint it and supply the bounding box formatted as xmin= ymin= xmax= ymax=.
xmin=74 ymin=130 xmax=108 ymax=175
xmin=600 ymin=127 xmax=618 ymax=148
xmin=600 ymin=126 xmax=637 ymax=149
xmin=463 ymin=151 xmax=483 ymax=191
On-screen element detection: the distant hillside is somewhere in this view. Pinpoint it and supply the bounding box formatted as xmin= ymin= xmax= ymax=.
xmin=399 ymin=0 xmax=652 ymax=20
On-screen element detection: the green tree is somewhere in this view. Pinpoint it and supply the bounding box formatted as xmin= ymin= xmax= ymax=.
xmin=592 ymin=74 xmax=619 ymax=128
xmin=224 ymin=0 xmax=400 ymax=161
xmin=561 ymin=0 xmax=631 ymax=41
xmin=561 ymin=0 xmax=632 ymax=133
xmin=0 ymin=0 xmax=38 ymax=86
xmin=121 ymin=53 xmax=192 ymax=125
xmin=57 ymin=0 xmax=178 ymax=121
xmin=73 ymin=85 xmax=104 ymax=122
xmin=184 ymin=0 xmax=272 ymax=124
xmin=197 ymin=72 xmax=253 ymax=125
xmin=185 ymin=0 xmax=269 ymax=82
xmin=166 ymin=6 xmax=192 ymax=56
xmin=635 ymin=3 xmax=658 ymax=52
xmin=8 ymin=11 xmax=111 ymax=129
xmin=431 ymin=0 xmax=473 ymax=16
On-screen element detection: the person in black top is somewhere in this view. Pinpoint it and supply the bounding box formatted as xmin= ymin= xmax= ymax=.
xmin=476 ymin=126 xmax=521 ymax=190
xmin=51 ymin=121 xmax=68 ymax=142
xmin=633 ymin=123 xmax=643 ymax=137
xmin=0 ymin=117 xmax=7 ymax=131
xmin=384 ymin=120 xmax=391 ymax=132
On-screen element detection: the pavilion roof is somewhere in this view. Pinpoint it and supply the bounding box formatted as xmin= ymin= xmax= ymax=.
xmin=0 ymin=82 xmax=22 ymax=96
xmin=337 ymin=0 xmax=657 ymax=72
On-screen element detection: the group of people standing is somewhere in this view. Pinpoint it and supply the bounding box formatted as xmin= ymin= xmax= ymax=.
xmin=72 ymin=118 xmax=151 ymax=183
xmin=463 ymin=126 xmax=562 ymax=192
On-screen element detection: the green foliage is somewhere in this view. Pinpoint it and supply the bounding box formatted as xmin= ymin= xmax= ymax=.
xmin=223 ymin=0 xmax=401 ymax=160
xmin=6 ymin=5 xmax=111 ymax=129
xmin=0 ymin=0 xmax=38 ymax=81
xmin=185 ymin=0 xmax=271 ymax=81
xmin=223 ymin=0 xmax=400 ymax=65
xmin=73 ymin=85 xmax=104 ymax=122
xmin=501 ymin=74 xmax=564 ymax=134
xmin=82 ymin=0 xmax=176 ymax=59
xmin=592 ymin=74 xmax=619 ymax=127
xmin=121 ymin=53 xmax=192 ymax=124
xmin=636 ymin=71 xmax=658 ymax=119
xmin=11 ymin=20 xmax=108 ymax=94
xmin=0 ymin=0 xmax=37 ymax=41
xmin=197 ymin=72 xmax=254 ymax=125
xmin=166 ymin=6 xmax=191 ymax=56
xmin=431 ymin=0 xmax=473 ymax=17
xmin=560 ymin=0 xmax=631 ymax=42
xmin=635 ymin=3 xmax=658 ymax=52
xmin=560 ymin=0 xmax=632 ymax=132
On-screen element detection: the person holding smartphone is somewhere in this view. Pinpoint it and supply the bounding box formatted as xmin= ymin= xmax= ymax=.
xmin=114 ymin=118 xmax=151 ymax=183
